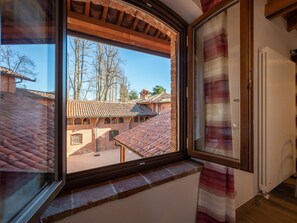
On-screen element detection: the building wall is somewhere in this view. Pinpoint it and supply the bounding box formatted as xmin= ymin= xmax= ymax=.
xmin=146 ymin=102 xmax=171 ymax=114
xmin=56 ymin=172 xmax=200 ymax=223
xmin=67 ymin=116 xmax=147 ymax=156
xmin=36 ymin=98 xmax=55 ymax=107
xmin=96 ymin=117 xmax=133 ymax=151
xmin=0 ymin=76 xmax=16 ymax=93
xmin=235 ymin=0 xmax=297 ymax=209
xmin=67 ymin=118 xmax=97 ymax=156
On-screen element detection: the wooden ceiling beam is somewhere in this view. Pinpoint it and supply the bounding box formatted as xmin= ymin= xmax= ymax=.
xmin=68 ymin=12 xmax=170 ymax=55
xmin=155 ymin=30 xmax=161 ymax=38
xmin=85 ymin=0 xmax=91 ymax=16
xmin=265 ymin=0 xmax=297 ymax=19
xmin=287 ymin=13 xmax=297 ymax=31
xmin=67 ymin=0 xmax=71 ymax=13
xmin=131 ymin=18 xmax=139 ymax=31
xmin=102 ymin=6 xmax=108 ymax=21
xmin=144 ymin=24 xmax=151 ymax=34
xmin=117 ymin=11 xmax=125 ymax=26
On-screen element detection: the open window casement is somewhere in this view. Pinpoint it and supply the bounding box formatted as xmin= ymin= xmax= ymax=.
xmin=0 ymin=0 xmax=66 ymax=222
xmin=187 ymin=0 xmax=253 ymax=172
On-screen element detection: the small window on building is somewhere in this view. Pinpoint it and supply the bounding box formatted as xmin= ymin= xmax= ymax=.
xmin=71 ymin=134 xmax=83 ymax=145
xmin=112 ymin=117 xmax=117 ymax=124
xmin=109 ymin=130 xmax=119 ymax=141
xmin=140 ymin=117 xmax=144 ymax=122
xmin=74 ymin=118 xmax=82 ymax=125
xmin=67 ymin=118 xmax=73 ymax=125
xmin=119 ymin=117 xmax=124 ymax=123
xmin=134 ymin=117 xmax=138 ymax=123
xmin=83 ymin=118 xmax=90 ymax=125
xmin=104 ymin=118 xmax=110 ymax=124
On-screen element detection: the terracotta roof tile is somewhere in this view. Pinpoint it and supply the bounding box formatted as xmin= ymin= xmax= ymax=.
xmin=67 ymin=100 xmax=157 ymax=118
xmin=16 ymin=88 xmax=55 ymax=100
xmin=0 ymin=66 xmax=36 ymax=82
xmin=0 ymin=92 xmax=54 ymax=172
xmin=114 ymin=110 xmax=174 ymax=157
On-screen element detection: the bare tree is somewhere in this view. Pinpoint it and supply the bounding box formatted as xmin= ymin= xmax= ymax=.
xmin=67 ymin=37 xmax=93 ymax=100
xmin=67 ymin=37 xmax=129 ymax=101
xmin=0 ymin=46 xmax=37 ymax=79
xmin=91 ymin=43 xmax=128 ymax=102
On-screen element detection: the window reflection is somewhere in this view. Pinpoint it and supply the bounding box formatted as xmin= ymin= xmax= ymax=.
xmin=0 ymin=0 xmax=56 ymax=222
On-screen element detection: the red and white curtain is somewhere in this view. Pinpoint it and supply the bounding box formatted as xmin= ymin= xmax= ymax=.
xmin=196 ymin=0 xmax=236 ymax=222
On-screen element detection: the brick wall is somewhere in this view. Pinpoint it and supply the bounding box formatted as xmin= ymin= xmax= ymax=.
xmin=170 ymin=35 xmax=177 ymax=152
xmin=67 ymin=118 xmax=97 ymax=156
xmin=67 ymin=116 xmax=145 ymax=156
xmin=1 ymin=76 xmax=16 ymax=93
xmin=96 ymin=117 xmax=132 ymax=151
xmin=146 ymin=102 xmax=171 ymax=114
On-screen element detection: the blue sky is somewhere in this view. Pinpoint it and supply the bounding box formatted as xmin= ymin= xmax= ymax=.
xmin=5 ymin=41 xmax=170 ymax=95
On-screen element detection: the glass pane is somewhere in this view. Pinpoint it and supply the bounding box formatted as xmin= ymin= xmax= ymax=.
xmin=0 ymin=0 xmax=56 ymax=222
xmin=193 ymin=3 xmax=240 ymax=159
xmin=66 ymin=35 xmax=177 ymax=173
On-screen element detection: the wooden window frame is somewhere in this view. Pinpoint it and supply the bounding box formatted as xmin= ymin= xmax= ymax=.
xmin=134 ymin=117 xmax=139 ymax=122
xmin=71 ymin=133 xmax=83 ymax=145
xmin=109 ymin=130 xmax=119 ymax=141
xmin=83 ymin=118 xmax=90 ymax=125
xmin=119 ymin=117 xmax=124 ymax=124
xmin=104 ymin=117 xmax=110 ymax=124
xmin=187 ymin=0 xmax=254 ymax=172
xmin=74 ymin=118 xmax=82 ymax=125
xmin=67 ymin=118 xmax=73 ymax=125
xmin=112 ymin=117 xmax=117 ymax=124
xmin=64 ymin=0 xmax=188 ymax=191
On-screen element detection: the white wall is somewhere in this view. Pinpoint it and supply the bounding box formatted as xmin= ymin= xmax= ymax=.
xmin=235 ymin=0 xmax=297 ymax=209
xmin=56 ymin=173 xmax=200 ymax=223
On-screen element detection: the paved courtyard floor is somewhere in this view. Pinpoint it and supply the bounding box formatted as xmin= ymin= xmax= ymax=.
xmin=67 ymin=148 xmax=141 ymax=173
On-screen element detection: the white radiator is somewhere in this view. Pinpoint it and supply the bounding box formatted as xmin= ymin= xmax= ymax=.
xmin=258 ymin=47 xmax=296 ymax=193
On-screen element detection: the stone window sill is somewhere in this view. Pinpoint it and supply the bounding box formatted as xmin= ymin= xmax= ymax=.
xmin=41 ymin=160 xmax=203 ymax=223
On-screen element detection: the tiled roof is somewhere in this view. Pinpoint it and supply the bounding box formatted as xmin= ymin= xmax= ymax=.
xmin=137 ymin=92 xmax=171 ymax=104
xmin=67 ymin=100 xmax=157 ymax=118
xmin=16 ymin=88 xmax=55 ymax=100
xmin=0 ymin=66 xmax=36 ymax=82
xmin=0 ymin=92 xmax=55 ymax=172
xmin=113 ymin=110 xmax=174 ymax=157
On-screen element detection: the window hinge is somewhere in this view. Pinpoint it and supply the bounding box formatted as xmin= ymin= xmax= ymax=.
xmin=186 ymin=35 xmax=188 ymax=47
xmin=186 ymin=86 xmax=188 ymax=98
xmin=186 ymin=138 xmax=189 ymax=149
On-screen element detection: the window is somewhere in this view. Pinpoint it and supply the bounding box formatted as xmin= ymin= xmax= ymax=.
xmin=188 ymin=0 xmax=253 ymax=171
xmin=104 ymin=118 xmax=110 ymax=124
xmin=145 ymin=117 xmax=149 ymax=121
xmin=109 ymin=130 xmax=119 ymax=141
xmin=0 ymin=0 xmax=65 ymax=222
xmin=71 ymin=134 xmax=83 ymax=145
xmin=74 ymin=118 xmax=82 ymax=125
xmin=67 ymin=118 xmax=73 ymax=125
xmin=66 ymin=0 xmax=180 ymax=176
xmin=83 ymin=118 xmax=90 ymax=125
xmin=111 ymin=118 xmax=117 ymax=124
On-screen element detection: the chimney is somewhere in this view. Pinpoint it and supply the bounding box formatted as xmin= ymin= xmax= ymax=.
xmin=140 ymin=89 xmax=150 ymax=99
xmin=1 ymin=74 xmax=16 ymax=93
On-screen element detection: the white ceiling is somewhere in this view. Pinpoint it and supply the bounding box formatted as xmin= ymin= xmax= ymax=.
xmin=160 ymin=0 xmax=203 ymax=24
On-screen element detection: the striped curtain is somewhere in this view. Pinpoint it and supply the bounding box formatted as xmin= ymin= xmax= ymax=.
xmin=196 ymin=0 xmax=236 ymax=222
